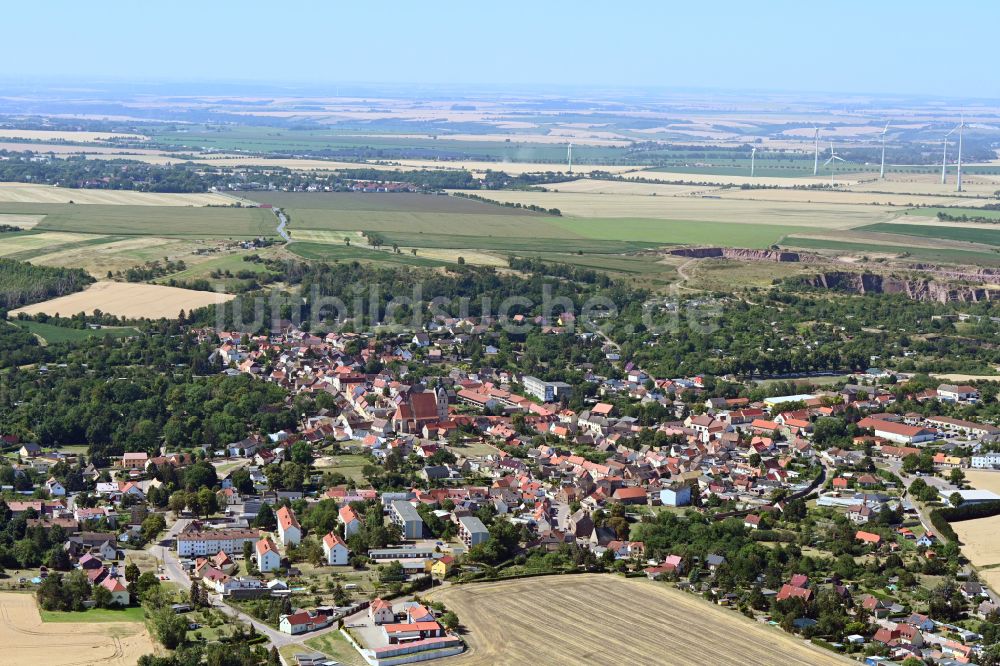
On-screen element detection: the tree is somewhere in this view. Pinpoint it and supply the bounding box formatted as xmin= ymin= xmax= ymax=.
xmin=950 ymin=492 xmax=964 ymax=507
xmin=93 ymin=583 xmax=114 ymax=609
xmin=440 ymin=610 xmax=459 ymax=631
xmin=151 ymin=607 xmax=189 ymax=650
xmin=255 ymin=503 xmax=276 ymax=530
xmin=290 ymin=441 xmax=312 ymax=466
xmin=950 ymin=467 xmax=966 ymax=486
xmin=981 ymin=644 xmax=1000 ymax=666
xmin=196 ymin=487 xmax=218 ymax=518
xmin=125 ymin=562 xmax=141 ymax=585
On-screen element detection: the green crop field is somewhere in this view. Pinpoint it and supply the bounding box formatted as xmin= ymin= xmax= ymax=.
xmin=859 ymin=222 xmax=1000 ymax=247
xmin=246 ymin=191 xmax=542 ymax=215
xmin=783 ymin=236 xmax=1000 ymax=265
xmin=9 ymin=320 xmax=139 ymax=344
xmin=287 ymin=242 xmax=448 ymax=267
xmin=363 ymin=230 xmax=656 ymax=254
xmin=151 ymin=125 xmax=626 ymax=163
xmin=0 ymin=203 xmax=276 ymax=238
xmin=908 ymin=207 xmax=1000 ymax=220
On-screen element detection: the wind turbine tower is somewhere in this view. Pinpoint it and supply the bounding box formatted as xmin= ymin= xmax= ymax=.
xmin=567 ymin=142 xmax=573 ymax=174
xmin=941 ymin=132 xmax=950 ymax=185
xmin=879 ymin=121 xmax=890 ymax=179
xmin=824 ymin=142 xmax=844 ymax=185
xmin=813 ymin=128 xmax=820 ymax=176
xmin=956 ymin=115 xmax=965 ymax=192
xmin=750 ymin=147 xmax=756 ymax=178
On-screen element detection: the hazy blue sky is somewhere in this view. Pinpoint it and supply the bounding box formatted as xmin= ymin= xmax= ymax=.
xmin=3 ymin=1 xmax=997 ymax=97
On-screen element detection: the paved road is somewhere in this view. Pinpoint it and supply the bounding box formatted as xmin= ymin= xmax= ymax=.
xmin=275 ymin=209 xmax=290 ymax=241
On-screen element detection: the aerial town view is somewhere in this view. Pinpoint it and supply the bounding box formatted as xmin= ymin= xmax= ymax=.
xmin=5 ymin=2 xmax=1000 ymax=665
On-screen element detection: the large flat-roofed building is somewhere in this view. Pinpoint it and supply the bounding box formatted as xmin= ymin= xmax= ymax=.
xmin=177 ymin=528 xmax=259 ymax=557
xmin=458 ymin=515 xmax=489 ymax=547
xmin=368 ymin=546 xmax=438 ymax=561
xmin=390 ymin=500 xmax=425 ymax=540
xmin=522 ymin=375 xmax=573 ymax=403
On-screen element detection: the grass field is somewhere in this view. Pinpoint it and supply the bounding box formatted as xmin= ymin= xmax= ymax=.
xmin=314 ymin=454 xmax=371 ymax=486
xmin=288 ymin=242 xmax=448 ymax=267
xmin=909 ymin=207 xmax=1000 ymax=220
xmin=554 ymin=217 xmax=808 ymax=248
xmin=0 ymin=203 xmax=275 ymax=238
xmin=302 ymin=631 xmax=367 ymax=666
xmin=426 ymin=575 xmax=848 ymax=666
xmin=860 ymin=222 xmax=1000 ymax=246
xmin=40 ymin=606 xmax=146 ymax=623
xmin=10 ymin=281 xmax=235 ymax=319
xmin=8 ymin=320 xmax=139 ymax=344
xmin=0 ymin=591 xmax=155 ymax=665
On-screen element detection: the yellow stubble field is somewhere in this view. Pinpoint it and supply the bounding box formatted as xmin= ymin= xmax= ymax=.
xmin=10 ymin=281 xmax=235 ymax=319
xmin=0 ymin=592 xmax=155 ymax=666
xmin=426 ymin=575 xmax=849 ymax=666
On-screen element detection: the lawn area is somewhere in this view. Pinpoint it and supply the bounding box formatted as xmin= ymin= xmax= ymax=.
xmin=9 ymin=319 xmax=139 ymax=344
xmin=314 ymin=453 xmax=371 ymax=486
xmin=40 ymin=606 xmax=146 ymax=623
xmin=859 ymin=222 xmax=1000 ymax=246
xmin=0 ymin=203 xmax=276 ymax=238
xmin=447 ymin=439 xmax=500 ymax=457
xmin=288 ymin=241 xmax=448 ymax=267
xmin=303 ymin=630 xmax=367 ymax=666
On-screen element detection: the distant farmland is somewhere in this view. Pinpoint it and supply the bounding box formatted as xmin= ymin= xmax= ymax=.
xmin=0 ymin=203 xmax=276 ymax=238
xmin=860 ymin=222 xmax=1000 ymax=246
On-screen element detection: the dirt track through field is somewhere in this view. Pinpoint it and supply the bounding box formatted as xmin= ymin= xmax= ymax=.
xmin=427 ymin=575 xmax=849 ymax=666
xmin=0 ymin=592 xmax=154 ymax=665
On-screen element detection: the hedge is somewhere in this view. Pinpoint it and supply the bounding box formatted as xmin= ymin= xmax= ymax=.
xmin=929 ymin=499 xmax=1000 ymax=543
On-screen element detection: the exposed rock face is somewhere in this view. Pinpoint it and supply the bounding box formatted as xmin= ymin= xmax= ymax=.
xmin=668 ymin=247 xmax=814 ymax=262
xmin=801 ymin=271 xmax=996 ymax=303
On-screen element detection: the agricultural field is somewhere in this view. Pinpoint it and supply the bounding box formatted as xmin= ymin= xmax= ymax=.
xmin=0 ymin=183 xmax=238 ymax=206
xmin=966 ymin=470 xmax=1000 ymax=495
xmin=909 ymin=207 xmax=1000 ymax=220
xmin=456 ymin=189 xmax=895 ymax=229
xmin=0 ymin=591 xmax=155 ymax=666
xmin=7 ymin=320 xmax=139 ymax=344
xmin=781 ymin=236 xmax=1000 ymax=266
xmin=250 ymin=192 xmax=543 ymax=215
xmin=952 ymin=515 xmax=1000 ymax=592
xmin=313 ymin=453 xmax=373 ymax=486
xmin=0 ymin=213 xmax=44 ymax=229
xmin=426 ymin=575 xmax=847 ymax=666
xmin=0 ymin=231 xmax=111 ymax=258
xmin=0 ymin=203 xmax=275 ymax=238
xmin=860 ymin=222 xmax=1000 ymax=246
xmin=10 ymin=281 xmax=235 ymax=319
xmin=0 ymin=129 xmax=148 ymax=142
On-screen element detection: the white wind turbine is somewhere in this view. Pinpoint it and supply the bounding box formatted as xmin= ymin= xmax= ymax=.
xmin=879 ymin=121 xmax=891 ymax=179
xmin=824 ymin=142 xmax=844 ymax=185
xmin=956 ymin=114 xmax=965 ymax=192
xmin=567 ymin=142 xmax=573 ymax=173
xmin=750 ymin=147 xmax=756 ymax=177
xmin=813 ymin=127 xmax=820 ymax=176
xmin=941 ymin=129 xmax=952 ymax=185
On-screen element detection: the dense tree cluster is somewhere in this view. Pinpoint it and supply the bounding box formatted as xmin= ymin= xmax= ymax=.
xmin=0 ymin=258 xmax=93 ymax=309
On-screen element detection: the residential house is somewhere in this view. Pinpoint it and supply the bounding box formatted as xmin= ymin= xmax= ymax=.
xmin=322 ymin=532 xmax=349 ymax=566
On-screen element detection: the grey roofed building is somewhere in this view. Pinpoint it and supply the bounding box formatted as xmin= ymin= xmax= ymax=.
xmin=458 ymin=515 xmax=489 ymax=547
xmin=390 ymin=500 xmax=425 ymax=539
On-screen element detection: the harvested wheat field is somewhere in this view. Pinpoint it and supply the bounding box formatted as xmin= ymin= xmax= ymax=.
xmin=952 ymin=514 xmax=1000 ymax=591
xmin=539 ymin=179 xmax=721 ymax=196
xmin=10 ymin=281 xmax=235 ymax=319
xmin=966 ymin=470 xmax=1000 ymax=495
xmin=0 ymin=592 xmax=155 ymax=666
xmin=0 ymin=183 xmax=238 ymax=206
xmin=426 ymin=575 xmax=848 ymax=666
xmin=465 ymin=189 xmax=894 ymax=228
